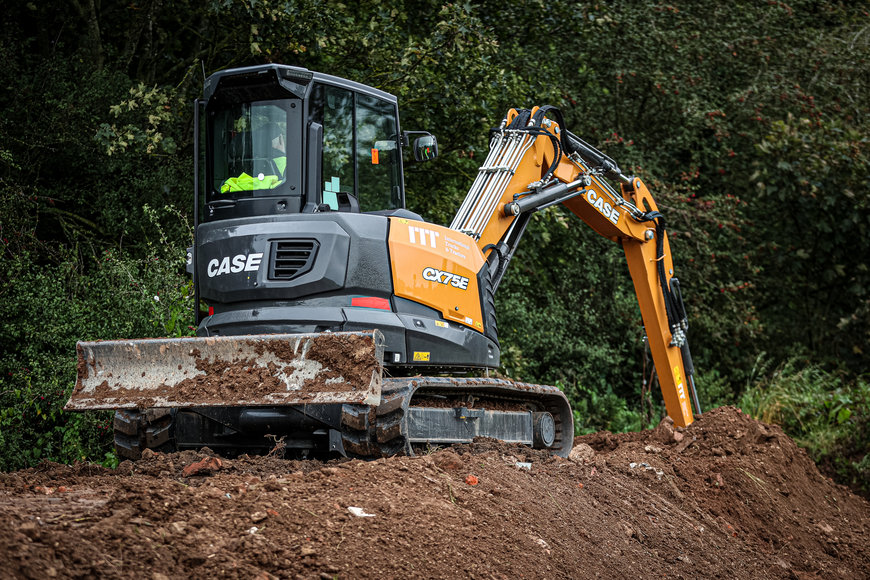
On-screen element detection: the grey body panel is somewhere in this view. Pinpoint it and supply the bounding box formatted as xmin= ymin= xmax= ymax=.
xmin=197 ymin=213 xmax=392 ymax=303
xmin=196 ymin=212 xmax=499 ymax=368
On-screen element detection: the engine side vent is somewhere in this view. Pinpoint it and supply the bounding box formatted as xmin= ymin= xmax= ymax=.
xmin=269 ymin=239 xmax=319 ymax=280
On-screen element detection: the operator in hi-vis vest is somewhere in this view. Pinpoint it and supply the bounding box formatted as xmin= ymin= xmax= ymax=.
xmin=221 ymin=122 xmax=286 ymax=194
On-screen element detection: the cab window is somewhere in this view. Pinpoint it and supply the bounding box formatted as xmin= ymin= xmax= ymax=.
xmin=314 ymin=85 xmax=354 ymax=209
xmin=309 ymin=84 xmax=401 ymax=212
xmin=356 ymin=93 xmax=401 ymax=211
xmin=211 ymin=101 xmax=291 ymax=199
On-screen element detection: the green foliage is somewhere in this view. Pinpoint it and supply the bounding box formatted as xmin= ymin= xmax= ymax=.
xmin=750 ymin=116 xmax=870 ymax=367
xmin=497 ymin=209 xmax=642 ymax=397
xmin=740 ymin=361 xmax=870 ymax=496
xmin=98 ymin=82 xmax=185 ymax=156
xmin=568 ymin=381 xmax=648 ymax=436
xmin=490 ymin=0 xmax=868 ymax=389
xmin=0 ymin=371 xmax=113 ymax=470
xmin=693 ymin=367 xmax=739 ymax=410
xmin=662 ymin=185 xmax=763 ymax=385
xmin=0 ymin=194 xmax=193 ymax=470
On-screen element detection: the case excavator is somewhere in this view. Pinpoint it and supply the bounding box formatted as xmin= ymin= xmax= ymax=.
xmin=67 ymin=64 xmax=701 ymax=459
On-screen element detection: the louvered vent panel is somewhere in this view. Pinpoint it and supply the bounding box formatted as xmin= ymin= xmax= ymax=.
xmin=269 ymin=239 xmax=318 ymax=280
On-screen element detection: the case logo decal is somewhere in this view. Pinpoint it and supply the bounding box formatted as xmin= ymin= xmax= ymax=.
xmin=585 ymin=190 xmax=620 ymax=225
xmin=207 ymin=253 xmax=263 ymax=277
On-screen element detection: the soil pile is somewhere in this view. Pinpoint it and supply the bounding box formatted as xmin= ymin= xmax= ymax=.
xmin=0 ymin=406 xmax=867 ymax=579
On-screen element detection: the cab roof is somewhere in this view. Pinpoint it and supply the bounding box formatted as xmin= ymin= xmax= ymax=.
xmin=203 ymin=64 xmax=397 ymax=104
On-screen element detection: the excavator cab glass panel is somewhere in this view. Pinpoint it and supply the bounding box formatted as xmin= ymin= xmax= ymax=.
xmin=309 ymin=84 xmax=402 ymax=212
xmin=356 ymin=93 xmax=401 ymax=211
xmin=315 ymin=85 xmax=354 ymax=210
xmin=211 ymin=100 xmax=292 ymax=199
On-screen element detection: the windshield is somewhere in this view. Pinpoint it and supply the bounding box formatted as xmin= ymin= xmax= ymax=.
xmin=211 ymin=101 xmax=290 ymax=199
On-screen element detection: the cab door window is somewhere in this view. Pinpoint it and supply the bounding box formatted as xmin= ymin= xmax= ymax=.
xmin=356 ymin=93 xmax=401 ymax=211
xmin=309 ymin=84 xmax=401 ymax=212
xmin=315 ymin=85 xmax=354 ymax=209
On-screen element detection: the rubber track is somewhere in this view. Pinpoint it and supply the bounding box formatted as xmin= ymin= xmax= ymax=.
xmin=352 ymin=377 xmax=574 ymax=458
xmin=113 ymin=409 xmax=175 ymax=460
xmin=110 ymin=378 xmax=572 ymax=459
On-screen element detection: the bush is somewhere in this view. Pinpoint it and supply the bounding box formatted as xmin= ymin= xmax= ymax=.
xmin=567 ymin=381 xmax=651 ymax=436
xmin=0 ymin=201 xmax=193 ymax=471
xmin=739 ymin=360 xmax=870 ymax=497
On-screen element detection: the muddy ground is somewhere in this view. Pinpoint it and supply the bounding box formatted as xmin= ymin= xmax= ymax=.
xmin=0 ymin=406 xmax=867 ymax=579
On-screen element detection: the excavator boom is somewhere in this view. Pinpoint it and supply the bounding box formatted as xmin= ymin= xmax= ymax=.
xmin=451 ymin=106 xmax=699 ymax=426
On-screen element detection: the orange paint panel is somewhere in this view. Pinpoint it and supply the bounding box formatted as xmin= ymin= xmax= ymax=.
xmin=388 ymin=218 xmax=485 ymax=330
xmin=624 ymin=237 xmax=693 ymax=426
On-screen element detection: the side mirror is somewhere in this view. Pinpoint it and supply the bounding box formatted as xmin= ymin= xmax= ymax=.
xmin=413 ymin=135 xmax=438 ymax=162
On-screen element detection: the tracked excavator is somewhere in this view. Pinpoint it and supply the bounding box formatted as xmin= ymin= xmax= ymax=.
xmin=67 ymin=64 xmax=701 ymax=460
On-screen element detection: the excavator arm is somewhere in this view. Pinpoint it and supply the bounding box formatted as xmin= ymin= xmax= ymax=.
xmin=451 ymin=106 xmax=701 ymax=427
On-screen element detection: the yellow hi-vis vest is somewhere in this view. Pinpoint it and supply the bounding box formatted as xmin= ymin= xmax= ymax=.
xmin=220 ymin=157 xmax=286 ymax=193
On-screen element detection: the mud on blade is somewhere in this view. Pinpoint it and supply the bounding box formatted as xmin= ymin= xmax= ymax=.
xmin=66 ymin=331 xmax=384 ymax=410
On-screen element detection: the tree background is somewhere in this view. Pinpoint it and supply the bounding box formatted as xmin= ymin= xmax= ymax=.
xmin=1 ymin=0 xmax=867 ymax=493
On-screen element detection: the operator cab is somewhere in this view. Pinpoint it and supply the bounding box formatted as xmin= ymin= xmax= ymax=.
xmin=202 ymin=65 xmax=434 ymax=222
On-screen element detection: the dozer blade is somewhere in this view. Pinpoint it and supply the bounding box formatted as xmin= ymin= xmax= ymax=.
xmin=66 ymin=331 xmax=384 ymax=410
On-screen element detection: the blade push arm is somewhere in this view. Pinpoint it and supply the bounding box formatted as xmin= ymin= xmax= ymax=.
xmin=452 ymin=107 xmax=699 ymax=427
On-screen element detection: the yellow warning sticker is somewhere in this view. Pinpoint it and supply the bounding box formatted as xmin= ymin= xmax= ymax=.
xmin=435 ymin=321 xmax=448 ymax=328
xmin=673 ymin=365 xmax=687 ymax=401
xmin=413 ymin=351 xmax=431 ymax=362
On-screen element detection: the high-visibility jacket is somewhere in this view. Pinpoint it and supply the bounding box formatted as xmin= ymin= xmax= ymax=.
xmin=220 ymin=156 xmax=286 ymax=193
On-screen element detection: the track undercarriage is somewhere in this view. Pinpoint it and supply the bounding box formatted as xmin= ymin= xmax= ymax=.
xmin=113 ymin=377 xmax=573 ymax=460
xmin=68 ymin=331 xmax=573 ymax=460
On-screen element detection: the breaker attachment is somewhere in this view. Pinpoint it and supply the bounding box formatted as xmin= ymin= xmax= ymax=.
xmin=66 ymin=331 xmax=384 ymax=411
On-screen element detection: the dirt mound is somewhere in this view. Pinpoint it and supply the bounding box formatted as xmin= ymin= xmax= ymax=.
xmin=0 ymin=407 xmax=866 ymax=578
